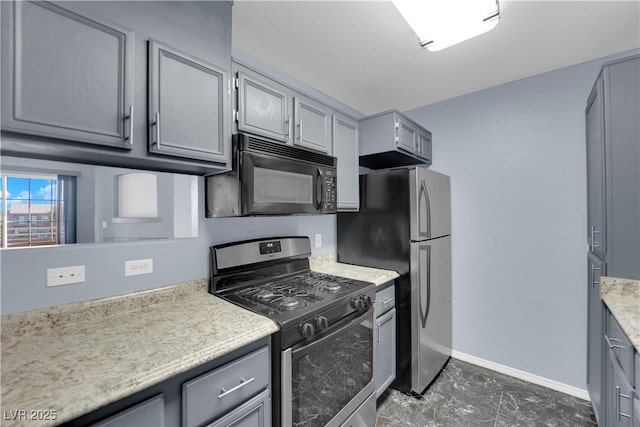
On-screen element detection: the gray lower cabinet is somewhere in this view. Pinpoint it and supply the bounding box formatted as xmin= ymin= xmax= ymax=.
xmin=182 ymin=346 xmax=270 ymax=427
xmin=332 ymin=113 xmax=359 ymax=210
xmin=92 ymin=395 xmax=164 ymax=427
xmin=587 ymin=253 xmax=606 ymax=424
xmin=358 ymin=110 xmax=433 ymax=170
xmin=148 ymin=39 xmax=228 ymax=163
xmin=236 ymin=70 xmax=291 ymax=143
xmin=1 ymin=1 xmax=134 ymax=149
xmin=207 ymin=390 xmax=270 ymax=427
xmin=603 ymin=310 xmax=636 ymax=427
xmin=61 ymin=339 xmax=271 ymax=427
xmin=374 ymin=282 xmax=396 ymax=398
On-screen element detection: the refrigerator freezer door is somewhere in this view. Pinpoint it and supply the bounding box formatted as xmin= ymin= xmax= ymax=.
xmin=410 ymin=168 xmax=451 ymax=241
xmin=410 ymin=236 xmax=452 ymax=394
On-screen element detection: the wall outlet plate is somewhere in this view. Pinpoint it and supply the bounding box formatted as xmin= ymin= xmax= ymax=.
xmin=315 ymin=233 xmax=322 ymax=248
xmin=125 ymin=259 xmax=153 ymax=277
xmin=46 ymin=265 xmax=85 ymax=287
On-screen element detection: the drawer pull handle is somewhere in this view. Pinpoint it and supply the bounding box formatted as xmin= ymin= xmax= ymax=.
xmin=218 ymin=377 xmax=255 ymax=399
xmin=605 ymin=335 xmax=625 ymax=349
xmin=381 ymin=298 xmax=394 ymax=305
xmin=615 ymin=386 xmax=632 ymax=420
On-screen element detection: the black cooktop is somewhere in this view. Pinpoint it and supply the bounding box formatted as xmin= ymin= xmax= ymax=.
xmin=215 ymin=270 xmax=373 ymax=326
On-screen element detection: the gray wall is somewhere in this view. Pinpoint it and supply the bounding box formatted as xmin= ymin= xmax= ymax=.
xmin=404 ymin=48 xmax=639 ymax=390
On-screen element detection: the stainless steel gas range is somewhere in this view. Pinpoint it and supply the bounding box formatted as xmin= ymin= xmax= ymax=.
xmin=209 ymin=236 xmax=376 ymax=427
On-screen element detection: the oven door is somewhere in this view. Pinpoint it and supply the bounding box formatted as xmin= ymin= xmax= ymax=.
xmin=281 ymin=309 xmax=375 ymax=427
xmin=240 ymin=151 xmax=326 ymax=215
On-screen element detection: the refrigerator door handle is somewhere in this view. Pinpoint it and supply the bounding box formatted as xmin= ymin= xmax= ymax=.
xmin=418 ymin=244 xmax=431 ymax=328
xmin=418 ymin=181 xmax=431 ymax=239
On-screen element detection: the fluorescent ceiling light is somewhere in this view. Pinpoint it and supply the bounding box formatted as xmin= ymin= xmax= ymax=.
xmin=392 ymin=0 xmax=500 ymax=52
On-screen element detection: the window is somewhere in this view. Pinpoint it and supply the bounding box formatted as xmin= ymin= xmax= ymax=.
xmin=0 ymin=173 xmax=76 ymax=248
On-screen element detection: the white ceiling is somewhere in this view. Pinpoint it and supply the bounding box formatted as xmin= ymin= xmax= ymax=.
xmin=232 ymin=1 xmax=640 ymax=115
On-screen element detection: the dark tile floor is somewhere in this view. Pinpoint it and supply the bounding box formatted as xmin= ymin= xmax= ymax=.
xmin=375 ymin=358 xmax=597 ymax=427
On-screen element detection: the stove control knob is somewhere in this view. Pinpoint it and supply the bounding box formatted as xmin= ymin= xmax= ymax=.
xmin=316 ymin=316 xmax=329 ymax=331
xmin=349 ymin=298 xmax=358 ymax=309
xmin=363 ymin=295 xmax=373 ymax=308
xmin=354 ymin=297 xmax=365 ymax=311
xmin=300 ymin=322 xmax=315 ymax=339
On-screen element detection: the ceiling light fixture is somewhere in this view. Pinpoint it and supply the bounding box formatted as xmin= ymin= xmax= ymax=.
xmin=392 ymin=0 xmax=500 ymax=52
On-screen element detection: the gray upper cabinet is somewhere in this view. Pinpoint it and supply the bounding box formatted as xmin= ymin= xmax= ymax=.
xmin=333 ymin=113 xmax=359 ymax=210
xmin=1 ymin=1 xmax=134 ymax=149
xmin=359 ymin=110 xmax=433 ymax=170
xmin=586 ymin=76 xmax=607 ymax=261
xmin=236 ymin=71 xmax=290 ymax=143
xmin=293 ymin=95 xmax=331 ymax=154
xmin=148 ymin=39 xmax=227 ymax=163
xmin=585 ymin=55 xmax=640 ymax=279
xmin=396 ymin=115 xmax=417 ymax=154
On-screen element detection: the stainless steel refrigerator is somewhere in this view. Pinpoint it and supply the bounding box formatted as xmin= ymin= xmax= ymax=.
xmin=337 ymin=166 xmax=451 ymax=395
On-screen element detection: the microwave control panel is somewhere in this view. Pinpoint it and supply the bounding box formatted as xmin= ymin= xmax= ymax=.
xmin=322 ymin=169 xmax=337 ymax=212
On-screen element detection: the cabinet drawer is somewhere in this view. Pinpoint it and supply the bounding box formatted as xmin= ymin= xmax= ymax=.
xmin=606 ymin=311 xmax=635 ymax=385
xmin=375 ymin=283 xmax=395 ymax=317
xmin=207 ymin=389 xmax=270 ymax=427
xmin=182 ymin=346 xmax=270 ymax=427
xmin=93 ymin=394 xmax=164 ymax=427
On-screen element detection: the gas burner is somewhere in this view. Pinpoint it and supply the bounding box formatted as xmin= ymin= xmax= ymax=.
xmin=322 ymin=283 xmax=342 ymax=294
xmin=276 ymin=296 xmax=304 ymax=311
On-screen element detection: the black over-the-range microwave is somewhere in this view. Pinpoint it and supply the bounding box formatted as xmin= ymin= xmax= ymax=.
xmin=205 ymin=133 xmax=337 ymax=217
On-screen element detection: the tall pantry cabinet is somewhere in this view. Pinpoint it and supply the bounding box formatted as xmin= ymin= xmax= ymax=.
xmin=585 ymin=55 xmax=639 ymax=425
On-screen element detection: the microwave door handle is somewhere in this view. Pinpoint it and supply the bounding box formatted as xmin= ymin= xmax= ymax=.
xmin=316 ymin=168 xmax=324 ymax=210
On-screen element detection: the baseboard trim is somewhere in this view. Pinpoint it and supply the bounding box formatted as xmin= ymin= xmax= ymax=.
xmin=450 ymin=350 xmax=590 ymax=401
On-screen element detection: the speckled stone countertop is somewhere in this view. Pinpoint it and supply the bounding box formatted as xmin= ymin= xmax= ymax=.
xmin=600 ymin=276 xmax=640 ymax=351
xmin=309 ymin=253 xmax=399 ymax=286
xmin=0 ymin=280 xmax=278 ymax=427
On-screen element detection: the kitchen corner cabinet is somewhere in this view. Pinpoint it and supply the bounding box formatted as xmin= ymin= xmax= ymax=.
xmin=1 ymin=1 xmax=232 ymax=175
xmin=586 ymin=56 xmax=640 ymax=279
xmin=358 ymin=110 xmax=432 ymax=170
xmin=148 ymin=39 xmax=228 ymax=163
xmin=0 ymin=1 xmax=134 ymax=149
xmin=60 ymin=339 xmax=271 ymax=427
xmin=374 ymin=282 xmax=396 ymax=398
xmin=333 ymin=113 xmax=360 ymax=210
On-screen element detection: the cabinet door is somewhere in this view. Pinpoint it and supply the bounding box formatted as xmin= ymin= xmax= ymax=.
xmin=587 ymin=254 xmax=606 ymax=424
xmin=417 ymin=131 xmax=432 ymax=162
xmin=604 ymin=58 xmax=640 ymax=280
xmin=237 ymin=72 xmax=290 ymax=142
xmin=207 ymin=389 xmax=270 ymax=427
xmin=93 ymin=395 xmax=164 ymax=427
xmin=293 ymin=95 xmax=331 ymax=153
xmin=333 ymin=113 xmax=359 ymax=210
xmin=1 ymin=1 xmax=134 ymax=148
xmin=148 ymin=39 xmax=228 ymax=164
xmin=586 ymin=77 xmax=607 ymax=260
xmin=375 ymin=308 xmax=396 ymax=398
xmin=395 ymin=114 xmax=417 ymax=154
xmin=605 ymin=348 xmax=634 ymax=427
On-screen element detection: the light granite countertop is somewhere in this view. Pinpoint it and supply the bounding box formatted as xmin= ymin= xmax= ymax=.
xmin=600 ymin=276 xmax=640 ymax=352
xmin=0 ymin=280 xmax=278 ymax=427
xmin=310 ymin=253 xmax=399 ymax=287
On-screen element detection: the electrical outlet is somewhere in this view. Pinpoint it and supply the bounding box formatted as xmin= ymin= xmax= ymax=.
xmin=315 ymin=233 xmax=322 ymax=248
xmin=46 ymin=265 xmax=85 ymax=287
xmin=124 ymin=259 xmax=153 ymax=277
